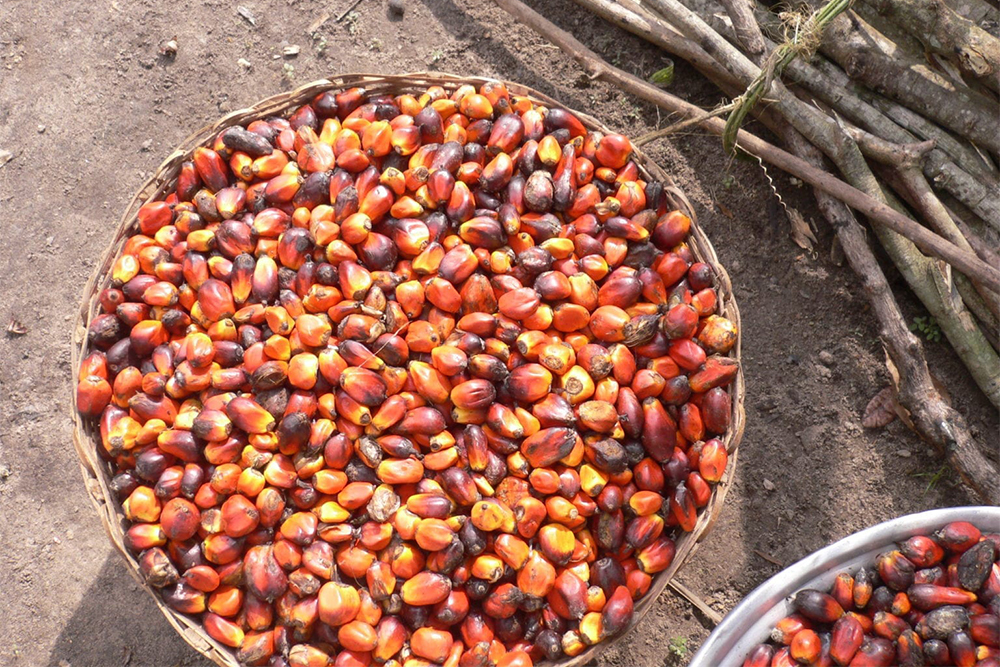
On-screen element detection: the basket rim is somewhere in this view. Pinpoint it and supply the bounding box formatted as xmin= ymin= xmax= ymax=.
xmin=70 ymin=71 xmax=746 ymax=667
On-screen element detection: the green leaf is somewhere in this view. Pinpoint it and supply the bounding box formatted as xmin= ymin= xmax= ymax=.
xmin=649 ymin=62 xmax=675 ymax=88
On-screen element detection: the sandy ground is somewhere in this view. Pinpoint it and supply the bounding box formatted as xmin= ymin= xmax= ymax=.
xmin=0 ymin=0 xmax=995 ymax=665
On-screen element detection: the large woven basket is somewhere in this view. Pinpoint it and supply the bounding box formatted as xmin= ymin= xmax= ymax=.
xmin=71 ymin=72 xmax=746 ymax=667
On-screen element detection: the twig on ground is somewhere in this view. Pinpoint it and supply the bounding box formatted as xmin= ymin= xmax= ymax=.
xmin=336 ymin=0 xmax=364 ymax=22
xmin=669 ymin=579 xmax=724 ymax=625
xmin=752 ymin=549 xmax=785 ymax=567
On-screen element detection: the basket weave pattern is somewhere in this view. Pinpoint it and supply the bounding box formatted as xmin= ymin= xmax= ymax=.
xmin=71 ymin=72 xmax=746 ymax=667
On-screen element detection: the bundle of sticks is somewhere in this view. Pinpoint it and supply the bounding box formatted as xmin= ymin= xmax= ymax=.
xmin=493 ymin=0 xmax=1000 ymax=502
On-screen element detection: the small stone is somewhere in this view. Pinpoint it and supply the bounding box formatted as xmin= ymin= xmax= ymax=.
xmin=818 ymin=350 xmax=835 ymax=366
xmin=896 ymin=449 xmax=912 ymax=458
xmin=282 ymin=44 xmax=300 ymax=57
xmin=763 ymin=478 xmax=775 ymax=492
xmin=388 ymin=0 xmax=404 ymax=16
xmin=160 ymin=39 xmax=178 ymax=57
xmin=37 ymin=124 xmax=46 ymax=133
xmin=141 ymin=139 xmax=152 ymax=151
xmin=237 ymin=5 xmax=257 ymax=26
xmin=237 ymin=58 xmax=252 ymax=69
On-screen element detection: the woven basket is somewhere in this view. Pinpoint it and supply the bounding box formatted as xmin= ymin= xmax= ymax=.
xmin=71 ymin=72 xmax=746 ymax=667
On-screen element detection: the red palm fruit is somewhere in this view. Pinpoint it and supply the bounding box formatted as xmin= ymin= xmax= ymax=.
xmin=521 ymin=428 xmax=579 ymax=468
xmin=547 ymin=569 xmax=588 ymax=621
xmin=77 ymin=376 xmax=113 ymax=417
xmin=686 ymin=471 xmax=712 ymax=507
xmin=891 ymin=630 xmax=923 ymax=667
xmin=203 ymin=612 xmax=245 ymax=648
xmin=901 ymin=536 xmax=947 ymax=569
xmin=947 ymin=631 xmax=976 ymax=667
xmin=853 ymin=568 xmax=875 ymax=609
xmin=594 ymin=585 xmax=632 ymax=639
xmin=678 ymin=403 xmax=705 ymax=442
xmin=498 ymin=287 xmax=541 ymax=321
xmin=793 ymin=590 xmax=845 ymax=623
xmin=702 ymin=388 xmax=732 ymax=434
xmin=769 ymin=614 xmax=812 ymax=645
xmin=631 ymin=369 xmax=666 ymax=400
xmin=698 ymin=314 xmax=737 ymax=354
xmin=508 ymin=364 xmax=553 ymax=403
xmin=876 ymin=550 xmax=916 ymax=591
xmin=830 ymin=572 xmax=855 ymax=612
xmin=594 ymin=134 xmax=632 ymax=169
xmin=742 ymin=644 xmax=775 ymax=667
xmin=162 ymin=582 xmax=207 ymax=615
xmin=338 ymin=620 xmax=378 ymax=652
xmin=689 ymin=356 xmax=740 ymax=393
xmin=668 ymin=339 xmax=706 ymax=372
xmin=318 ymin=581 xmax=361 ymax=626
xmin=411 ymin=627 xmax=454 ymax=663
xmin=138 ymin=546 xmax=179 ymax=589
xmin=225 ymin=396 xmax=276 ymax=434
xmin=907 ymin=584 xmax=978 ymax=610
xmin=830 ymin=613 xmax=865 ymax=666
xmin=401 ymin=572 xmax=452 ymax=606
xmin=970 ymin=613 xmax=999 ymax=646
xmin=845 ymin=637 xmax=898 ymax=667
xmin=576 ymin=401 xmax=618 ymax=434
xmin=237 ymin=630 xmax=275 ymax=665
xmin=669 ymin=483 xmax=697 ymax=532
xmin=636 ymin=536 xmax=675 ymax=574
xmin=244 ymin=545 xmax=288 ymax=603
xmin=193 ymin=147 xmax=230 ymax=191
xmin=220 ymin=494 xmax=259 ymax=537
xmin=198 ymin=278 xmax=236 ymax=322
xmin=414 ymin=518 xmax=455 ymax=552
xmin=589 ymin=306 xmax=629 ymax=343
xmin=698 ymin=439 xmax=729 ymax=483
xmin=487 ymin=113 xmax=524 ymax=155
xmin=160 ymin=498 xmax=200 ymax=542
xmin=628 ymin=491 xmax=663 ymax=517
xmin=373 ymin=616 xmax=407 ymax=663
xmin=789 ymin=629 xmax=822 ymax=664
xmin=640 ymin=398 xmax=676 ymax=462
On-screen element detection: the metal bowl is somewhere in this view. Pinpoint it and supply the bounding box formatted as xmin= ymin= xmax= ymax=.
xmin=689 ymin=506 xmax=1000 ymax=667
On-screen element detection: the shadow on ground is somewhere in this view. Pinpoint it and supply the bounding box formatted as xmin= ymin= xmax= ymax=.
xmin=48 ymin=553 xmax=212 ymax=667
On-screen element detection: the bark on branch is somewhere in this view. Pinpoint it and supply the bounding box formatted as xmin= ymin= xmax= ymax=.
xmin=861 ymin=0 xmax=1000 ymax=89
xmin=819 ymin=11 xmax=999 ymax=154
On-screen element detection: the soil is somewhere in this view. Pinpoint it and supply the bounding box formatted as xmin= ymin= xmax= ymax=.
xmin=0 ymin=0 xmax=995 ymax=666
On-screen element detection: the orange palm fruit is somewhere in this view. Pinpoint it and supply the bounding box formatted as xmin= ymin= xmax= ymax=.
xmin=407 ymin=627 xmax=453 ymax=663
xmin=318 ymin=581 xmax=361 ymax=626
xmin=401 ymin=572 xmax=452 ymax=606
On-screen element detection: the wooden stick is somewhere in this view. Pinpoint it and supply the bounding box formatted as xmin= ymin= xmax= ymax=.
xmin=491 ymin=0 xmax=1000 ymax=293
xmin=752 ymin=549 xmax=784 ymax=567
xmin=718 ymin=0 xmax=767 ymax=58
xmin=669 ymin=579 xmax=724 ymax=625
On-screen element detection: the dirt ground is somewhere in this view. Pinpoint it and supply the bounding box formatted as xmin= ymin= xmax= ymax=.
xmin=0 ymin=0 xmax=995 ymax=665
